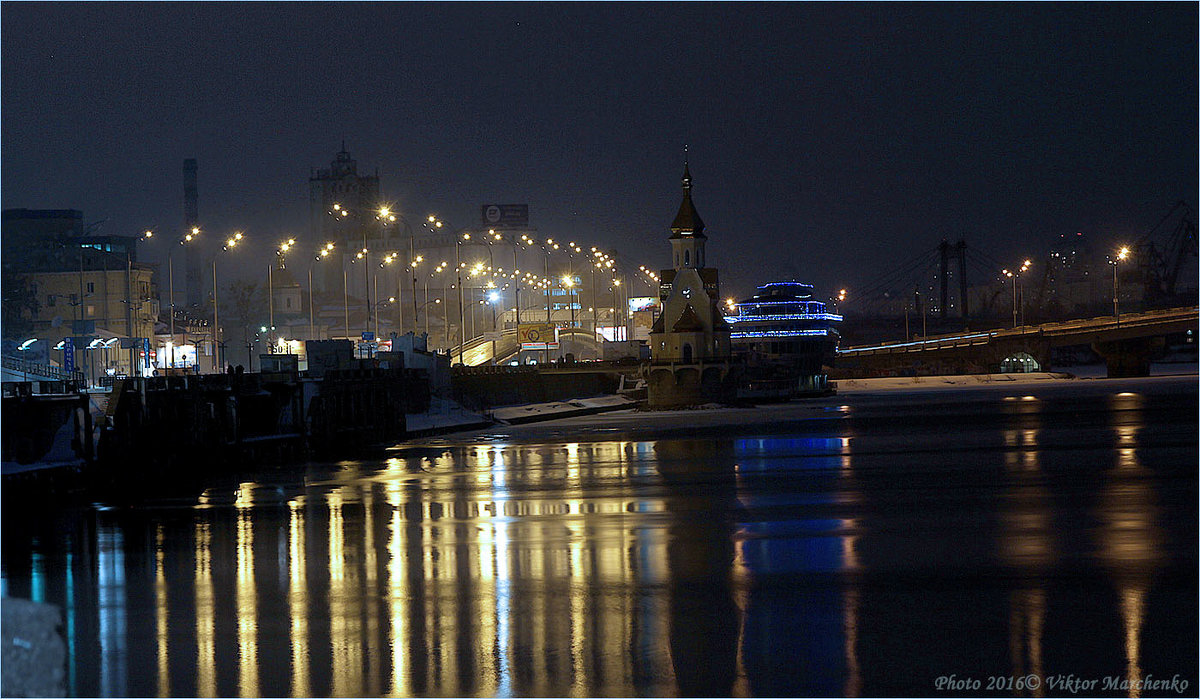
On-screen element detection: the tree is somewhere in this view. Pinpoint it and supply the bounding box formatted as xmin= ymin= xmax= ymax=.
xmin=221 ymin=280 xmax=264 ymax=369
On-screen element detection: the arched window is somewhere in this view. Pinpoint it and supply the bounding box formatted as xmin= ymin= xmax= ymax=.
xmin=682 ymin=343 xmax=693 ymax=363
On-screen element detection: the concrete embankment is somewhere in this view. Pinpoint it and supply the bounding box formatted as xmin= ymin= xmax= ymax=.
xmin=2 ymin=598 xmax=66 ymax=697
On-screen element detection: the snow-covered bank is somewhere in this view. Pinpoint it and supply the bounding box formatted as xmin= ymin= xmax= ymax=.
xmin=491 ymin=395 xmax=637 ymax=424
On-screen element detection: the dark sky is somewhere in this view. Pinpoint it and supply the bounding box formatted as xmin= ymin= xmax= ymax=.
xmin=3 ymin=3 xmax=1196 ymax=299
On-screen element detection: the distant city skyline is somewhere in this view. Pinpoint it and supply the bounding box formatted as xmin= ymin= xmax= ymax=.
xmin=2 ymin=3 xmax=1195 ymax=300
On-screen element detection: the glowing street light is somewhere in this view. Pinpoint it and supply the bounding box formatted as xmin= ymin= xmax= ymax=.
xmin=1113 ymin=245 xmax=1130 ymax=323
xmin=213 ymin=232 xmax=245 ymax=371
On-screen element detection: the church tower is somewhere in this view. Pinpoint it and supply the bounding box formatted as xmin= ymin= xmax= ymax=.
xmin=648 ymin=163 xmax=732 ymax=376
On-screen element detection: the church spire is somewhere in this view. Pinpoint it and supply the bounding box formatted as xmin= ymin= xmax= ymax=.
xmin=670 ymin=154 xmax=705 ymax=239
xmin=682 ymin=145 xmax=692 ymax=191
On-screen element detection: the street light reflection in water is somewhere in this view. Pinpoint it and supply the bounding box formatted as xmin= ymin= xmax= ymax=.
xmin=1 ymin=381 xmax=1194 ymax=697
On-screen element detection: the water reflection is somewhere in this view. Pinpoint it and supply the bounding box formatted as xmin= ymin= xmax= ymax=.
xmin=194 ymin=520 xmax=215 ymax=697
xmin=1098 ymin=398 xmax=1163 ymax=699
xmin=2 ymin=383 xmax=1194 ymax=697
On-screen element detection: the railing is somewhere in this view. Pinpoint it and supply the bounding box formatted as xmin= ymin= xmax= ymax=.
xmin=1 ymin=355 xmax=85 ymax=384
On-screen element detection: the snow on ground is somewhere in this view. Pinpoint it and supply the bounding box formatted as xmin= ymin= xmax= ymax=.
xmin=491 ymin=395 xmax=637 ymax=424
xmin=404 ymin=397 xmax=490 ymax=433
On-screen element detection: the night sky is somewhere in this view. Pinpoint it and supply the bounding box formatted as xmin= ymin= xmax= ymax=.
xmin=3 ymin=3 xmax=1196 ymax=299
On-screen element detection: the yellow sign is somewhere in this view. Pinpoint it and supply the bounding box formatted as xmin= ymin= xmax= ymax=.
xmin=517 ymin=323 xmax=558 ymax=348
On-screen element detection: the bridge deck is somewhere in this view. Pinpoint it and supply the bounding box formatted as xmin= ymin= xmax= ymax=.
xmin=840 ymin=306 xmax=1197 ymax=357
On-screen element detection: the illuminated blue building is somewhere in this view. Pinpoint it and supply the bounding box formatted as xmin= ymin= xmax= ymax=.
xmin=725 ymin=281 xmax=841 ymax=395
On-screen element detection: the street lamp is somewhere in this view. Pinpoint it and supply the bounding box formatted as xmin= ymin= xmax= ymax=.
xmin=562 ymin=275 xmax=576 ymax=328
xmin=1002 ymin=259 xmax=1031 ymax=329
xmin=1113 ymin=245 xmax=1130 ymax=323
xmin=147 ymin=226 xmax=198 ymax=370
xmin=268 ymin=238 xmax=295 ymax=352
xmin=214 ymin=232 xmax=244 ymax=372
xmin=455 ymin=228 xmax=467 ymax=365
xmin=310 ymin=242 xmax=335 ymax=341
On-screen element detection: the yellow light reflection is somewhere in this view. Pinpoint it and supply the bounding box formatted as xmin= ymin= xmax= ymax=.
xmin=1097 ymin=417 xmax=1160 ymax=699
xmin=328 ymin=489 xmax=364 ymax=696
xmin=235 ymin=487 xmax=259 ymax=697
xmin=194 ymin=520 xmax=216 ymax=697
xmin=364 ymin=488 xmax=381 ymax=696
xmin=1008 ymin=589 xmax=1046 ymax=698
xmin=384 ymin=482 xmax=409 ymax=698
xmin=1122 ymin=585 xmax=1146 ymax=698
xmin=288 ymin=500 xmax=310 ymax=698
xmin=155 ymin=525 xmax=169 ymax=697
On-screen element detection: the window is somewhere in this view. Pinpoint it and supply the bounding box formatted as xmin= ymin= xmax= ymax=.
xmin=684 ymin=250 xmax=690 ymax=266
xmin=86 ymin=282 xmax=95 ymax=293
xmin=47 ymin=295 xmax=56 ymax=307
xmin=286 ymin=298 xmax=292 ymax=309
xmin=85 ymin=305 xmax=96 ymax=317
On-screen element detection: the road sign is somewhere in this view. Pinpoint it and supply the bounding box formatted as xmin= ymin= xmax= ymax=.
xmin=362 ymin=331 xmax=375 ymax=342
xmin=517 ymin=323 xmax=560 ymax=349
xmin=63 ymin=337 xmax=75 ymax=372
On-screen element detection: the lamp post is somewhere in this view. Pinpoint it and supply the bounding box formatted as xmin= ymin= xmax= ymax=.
xmin=173 ymin=226 xmax=202 ymax=368
xmin=311 ymin=242 xmax=334 ymax=342
xmin=456 ymin=230 xmax=467 ymax=366
xmin=214 ymin=232 xmax=243 ymax=372
xmin=1113 ymin=245 xmax=1130 ymax=324
xmin=1002 ymin=259 xmax=1030 ymax=329
xmin=270 ymin=238 xmax=295 ymax=352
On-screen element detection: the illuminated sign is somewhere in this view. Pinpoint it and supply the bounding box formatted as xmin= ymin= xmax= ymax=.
xmin=481 ymin=204 xmax=529 ymax=227
xmin=628 ymin=296 xmax=657 ymax=314
xmin=518 ymin=323 xmax=560 ymax=350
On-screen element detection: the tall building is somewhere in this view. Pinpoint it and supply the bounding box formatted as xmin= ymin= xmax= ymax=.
xmin=645 ymin=165 xmax=735 ymax=407
xmin=308 ymin=144 xmax=382 ymax=293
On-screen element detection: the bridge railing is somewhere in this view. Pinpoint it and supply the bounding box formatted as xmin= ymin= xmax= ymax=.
xmin=2 ymin=355 xmax=85 ymax=384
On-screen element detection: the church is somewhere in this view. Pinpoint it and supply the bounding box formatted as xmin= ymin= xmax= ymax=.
xmin=645 ymin=164 xmax=738 ymax=407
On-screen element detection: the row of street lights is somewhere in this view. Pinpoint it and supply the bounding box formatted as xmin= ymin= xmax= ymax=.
xmin=1002 ymin=244 xmax=1131 ymax=329
xmin=140 ymin=207 xmax=668 ymax=370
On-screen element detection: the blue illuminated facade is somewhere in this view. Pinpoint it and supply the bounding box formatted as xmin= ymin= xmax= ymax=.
xmin=726 ymin=281 xmax=841 ymax=395
xmin=726 ymin=281 xmax=841 ymax=346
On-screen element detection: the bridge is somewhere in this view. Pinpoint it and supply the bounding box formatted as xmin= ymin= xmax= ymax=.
xmin=837 ymin=306 xmax=1198 ymax=377
xmin=453 ymin=326 xmax=608 ymax=366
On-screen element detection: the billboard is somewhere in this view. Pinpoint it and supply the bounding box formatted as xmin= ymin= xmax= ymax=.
xmin=481 ymin=204 xmax=529 ymax=228
xmin=628 ymin=296 xmax=658 ymax=314
xmin=517 ymin=323 xmax=559 ymax=350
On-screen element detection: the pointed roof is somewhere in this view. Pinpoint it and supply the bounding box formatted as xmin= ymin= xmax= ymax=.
xmin=672 ymin=303 xmax=705 ymax=332
xmin=669 ymin=163 xmax=707 ymax=240
xmin=650 ymin=312 xmax=665 ymax=334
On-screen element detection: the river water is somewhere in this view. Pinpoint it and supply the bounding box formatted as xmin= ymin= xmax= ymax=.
xmin=2 ymin=375 xmax=1196 ymax=697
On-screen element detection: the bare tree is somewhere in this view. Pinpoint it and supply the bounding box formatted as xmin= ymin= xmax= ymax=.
xmin=221 ymin=280 xmax=264 ymax=369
